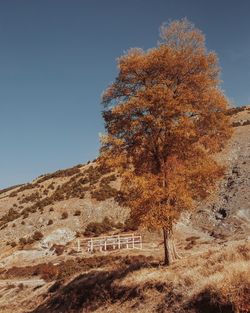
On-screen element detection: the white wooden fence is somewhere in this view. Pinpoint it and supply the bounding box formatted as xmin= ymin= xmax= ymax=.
xmin=76 ymin=233 xmax=142 ymax=253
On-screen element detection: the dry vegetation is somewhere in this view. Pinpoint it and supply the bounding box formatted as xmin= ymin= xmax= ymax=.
xmin=0 ymin=106 xmax=249 ymax=312
xmin=28 ymin=240 xmax=249 ymax=313
xmin=0 ymin=163 xmax=120 ymax=232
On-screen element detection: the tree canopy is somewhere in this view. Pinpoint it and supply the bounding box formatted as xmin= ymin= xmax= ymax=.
xmin=100 ymin=19 xmax=232 ymax=264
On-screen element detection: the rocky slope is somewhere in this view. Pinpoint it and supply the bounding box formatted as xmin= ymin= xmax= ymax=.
xmin=0 ymin=161 xmax=129 ymax=265
xmin=193 ymin=106 xmax=250 ymax=239
xmin=0 ymin=105 xmax=249 ymax=312
xmin=0 ymin=106 xmax=249 ymax=259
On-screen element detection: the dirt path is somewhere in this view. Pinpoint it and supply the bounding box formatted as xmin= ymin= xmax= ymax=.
xmin=0 ymin=278 xmax=45 ymax=287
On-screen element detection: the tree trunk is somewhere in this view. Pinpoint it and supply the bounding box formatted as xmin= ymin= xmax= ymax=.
xmin=161 ymin=163 xmax=180 ymax=265
xmin=162 ymin=227 xmax=180 ymax=265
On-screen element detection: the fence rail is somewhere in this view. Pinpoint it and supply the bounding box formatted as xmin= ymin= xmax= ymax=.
xmin=76 ymin=233 xmax=142 ymax=253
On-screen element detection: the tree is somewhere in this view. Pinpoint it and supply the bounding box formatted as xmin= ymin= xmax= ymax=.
xmin=100 ymin=19 xmax=232 ymax=265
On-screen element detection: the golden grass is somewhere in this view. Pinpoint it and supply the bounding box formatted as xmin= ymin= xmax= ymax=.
xmin=114 ymin=240 xmax=250 ymax=312
xmin=29 ymin=240 xmax=250 ymax=313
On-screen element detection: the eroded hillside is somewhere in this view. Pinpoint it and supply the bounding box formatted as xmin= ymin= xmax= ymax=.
xmin=0 ymin=106 xmax=249 ymax=313
xmin=192 ymin=106 xmax=250 ymax=239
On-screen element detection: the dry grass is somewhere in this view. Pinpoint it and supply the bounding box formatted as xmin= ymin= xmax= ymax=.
xmin=29 ymin=240 xmax=249 ymax=313
xmin=115 ymin=240 xmax=250 ymax=313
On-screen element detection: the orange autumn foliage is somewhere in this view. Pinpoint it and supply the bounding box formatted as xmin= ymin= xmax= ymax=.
xmin=100 ymin=19 xmax=232 ymax=264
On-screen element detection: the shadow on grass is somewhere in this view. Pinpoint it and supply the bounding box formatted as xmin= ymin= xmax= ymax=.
xmin=30 ymin=256 xmax=159 ymax=313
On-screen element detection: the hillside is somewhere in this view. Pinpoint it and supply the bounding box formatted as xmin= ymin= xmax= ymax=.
xmin=0 ymin=106 xmax=249 ymax=312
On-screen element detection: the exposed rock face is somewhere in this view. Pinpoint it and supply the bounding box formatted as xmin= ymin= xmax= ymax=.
xmin=193 ymin=106 xmax=250 ymax=238
xmin=41 ymin=228 xmax=76 ymax=247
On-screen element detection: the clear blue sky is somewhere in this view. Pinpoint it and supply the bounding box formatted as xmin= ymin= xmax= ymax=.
xmin=1 ymin=0 xmax=250 ymax=189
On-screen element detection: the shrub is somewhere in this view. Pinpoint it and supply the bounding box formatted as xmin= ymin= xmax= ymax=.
xmin=61 ymin=212 xmax=68 ymax=219
xmin=124 ymin=217 xmax=139 ymax=231
xmin=75 ymin=231 xmax=81 ymax=238
xmin=48 ymin=219 xmax=53 ymax=225
xmin=32 ymin=231 xmax=44 ymax=241
xmin=9 ymin=191 xmax=18 ymax=197
xmin=36 ymin=166 xmax=81 ymax=184
xmin=22 ymin=212 xmax=29 ymax=219
xmin=84 ymin=217 xmax=114 ymax=237
xmin=115 ymin=222 xmax=124 ymax=229
xmin=26 ymin=237 xmax=35 ymax=245
xmin=100 ymin=174 xmax=117 ymax=186
xmin=38 ymin=263 xmax=59 ymax=281
xmin=84 ymin=222 xmax=104 ymax=237
xmin=243 ymin=119 xmax=250 ymax=126
xmin=74 ymin=210 xmax=81 ymax=216
xmin=232 ymin=121 xmax=241 ymax=127
xmin=0 ymin=208 xmax=20 ymax=224
xmin=91 ymin=185 xmax=118 ymax=201
xmin=19 ymin=237 xmax=27 ymax=245
xmin=102 ymin=216 xmax=114 ymax=230
xmin=0 ymin=184 xmax=23 ymax=196
xmin=52 ymin=244 xmax=64 ymax=256
xmin=227 ymin=106 xmax=246 ymax=115
xmin=10 ymin=241 xmax=17 ymax=248
xmin=20 ymin=191 xmax=40 ymax=204
xmin=48 ymin=182 xmax=55 ymax=190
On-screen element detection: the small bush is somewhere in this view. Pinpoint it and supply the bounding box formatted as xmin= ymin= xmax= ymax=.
xmin=20 ymin=191 xmax=40 ymax=204
xmin=52 ymin=244 xmax=64 ymax=256
xmin=243 ymin=119 xmax=250 ymax=126
xmin=9 ymin=191 xmax=18 ymax=197
xmin=91 ymin=185 xmax=118 ymax=201
xmin=232 ymin=121 xmax=241 ymax=127
xmin=19 ymin=237 xmax=27 ymax=245
xmin=22 ymin=212 xmax=29 ymax=219
xmin=38 ymin=263 xmax=59 ymax=281
xmin=84 ymin=222 xmax=104 ymax=237
xmin=74 ymin=210 xmax=81 ymax=216
xmin=102 ymin=216 xmax=114 ymax=230
xmin=32 ymin=231 xmax=44 ymax=241
xmin=18 ymin=283 xmax=24 ymax=290
xmin=6 ymin=284 xmax=15 ymax=290
xmin=84 ymin=216 xmax=114 ymax=237
xmin=48 ymin=219 xmax=53 ymax=225
xmin=115 ymin=222 xmax=124 ymax=229
xmin=75 ymin=231 xmax=81 ymax=238
xmin=0 ymin=208 xmax=20 ymax=224
xmin=124 ymin=217 xmax=139 ymax=231
xmin=61 ymin=212 xmax=68 ymax=219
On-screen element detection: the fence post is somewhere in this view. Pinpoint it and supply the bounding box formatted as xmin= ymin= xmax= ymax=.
xmin=118 ymin=235 xmax=120 ymax=249
xmin=90 ymin=238 xmax=93 ymax=252
xmin=77 ymin=239 xmax=80 ymax=252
